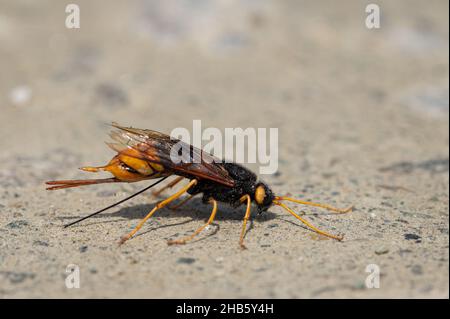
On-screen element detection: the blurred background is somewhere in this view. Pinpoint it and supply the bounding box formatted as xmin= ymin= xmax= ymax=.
xmin=0 ymin=0 xmax=448 ymax=298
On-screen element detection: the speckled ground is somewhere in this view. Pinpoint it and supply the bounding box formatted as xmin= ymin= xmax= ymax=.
xmin=0 ymin=0 xmax=448 ymax=298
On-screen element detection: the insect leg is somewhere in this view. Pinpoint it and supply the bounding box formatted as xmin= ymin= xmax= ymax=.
xmin=168 ymin=194 xmax=195 ymax=210
xmin=275 ymin=196 xmax=353 ymax=214
xmin=274 ymin=201 xmax=344 ymax=241
xmin=152 ymin=176 xmax=184 ymax=197
xmin=119 ymin=179 xmax=197 ymax=245
xmin=239 ymin=194 xmax=252 ymax=249
xmin=167 ymin=198 xmax=218 ymax=245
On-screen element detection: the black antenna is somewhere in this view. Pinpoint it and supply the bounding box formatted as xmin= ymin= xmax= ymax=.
xmin=64 ymin=176 xmax=169 ymax=228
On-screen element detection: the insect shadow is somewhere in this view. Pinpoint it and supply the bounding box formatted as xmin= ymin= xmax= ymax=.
xmin=56 ymin=198 xmax=340 ymax=243
xmin=59 ymin=197 xmax=278 ymax=230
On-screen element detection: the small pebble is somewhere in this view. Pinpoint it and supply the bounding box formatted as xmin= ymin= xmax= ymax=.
xmin=33 ymin=240 xmax=49 ymax=247
xmin=177 ymin=257 xmax=196 ymax=264
xmin=79 ymin=245 xmax=88 ymax=253
xmin=9 ymin=85 xmax=32 ymax=106
xmin=404 ymin=233 xmax=422 ymax=243
xmin=6 ymin=220 xmax=29 ymax=229
xmin=411 ymin=264 xmax=423 ymax=275
xmin=95 ymin=83 xmax=128 ymax=107
xmin=375 ymin=246 xmax=389 ymax=255
xmin=0 ymin=271 xmax=35 ymax=284
xmin=215 ymin=257 xmax=224 ymax=263
xmin=353 ymin=281 xmax=366 ymax=290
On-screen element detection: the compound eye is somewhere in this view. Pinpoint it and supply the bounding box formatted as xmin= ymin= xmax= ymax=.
xmin=255 ymin=185 xmax=266 ymax=205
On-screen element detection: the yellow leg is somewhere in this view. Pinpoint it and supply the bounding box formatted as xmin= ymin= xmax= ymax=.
xmin=275 ymin=196 xmax=353 ymax=214
xmin=167 ymin=199 xmax=218 ymax=245
xmin=239 ymin=194 xmax=252 ymax=249
xmin=152 ymin=176 xmax=184 ymax=197
xmin=168 ymin=194 xmax=195 ymax=210
xmin=119 ymin=179 xmax=197 ymax=245
xmin=274 ymin=201 xmax=343 ymax=241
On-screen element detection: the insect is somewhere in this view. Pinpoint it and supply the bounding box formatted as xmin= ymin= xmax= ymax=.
xmin=46 ymin=123 xmax=353 ymax=248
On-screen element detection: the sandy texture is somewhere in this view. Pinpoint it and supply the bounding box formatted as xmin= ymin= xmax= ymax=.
xmin=0 ymin=0 xmax=448 ymax=298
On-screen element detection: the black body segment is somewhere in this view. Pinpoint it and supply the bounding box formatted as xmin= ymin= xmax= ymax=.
xmin=187 ymin=162 xmax=274 ymax=212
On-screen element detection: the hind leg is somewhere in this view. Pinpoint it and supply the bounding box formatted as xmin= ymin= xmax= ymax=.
xmin=152 ymin=176 xmax=184 ymax=197
xmin=119 ymin=179 xmax=197 ymax=245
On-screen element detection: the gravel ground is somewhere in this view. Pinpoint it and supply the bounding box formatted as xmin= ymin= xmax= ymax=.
xmin=0 ymin=0 xmax=448 ymax=298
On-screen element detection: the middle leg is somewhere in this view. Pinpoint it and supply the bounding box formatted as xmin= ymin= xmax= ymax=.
xmin=239 ymin=194 xmax=252 ymax=249
xmin=167 ymin=198 xmax=218 ymax=245
xmin=168 ymin=194 xmax=195 ymax=210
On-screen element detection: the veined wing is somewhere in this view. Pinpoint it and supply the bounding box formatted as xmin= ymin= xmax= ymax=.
xmin=108 ymin=123 xmax=235 ymax=187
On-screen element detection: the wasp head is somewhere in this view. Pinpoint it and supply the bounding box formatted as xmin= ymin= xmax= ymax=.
xmin=254 ymin=182 xmax=274 ymax=213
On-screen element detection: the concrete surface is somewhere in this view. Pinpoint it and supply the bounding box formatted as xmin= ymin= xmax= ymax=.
xmin=0 ymin=0 xmax=448 ymax=298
